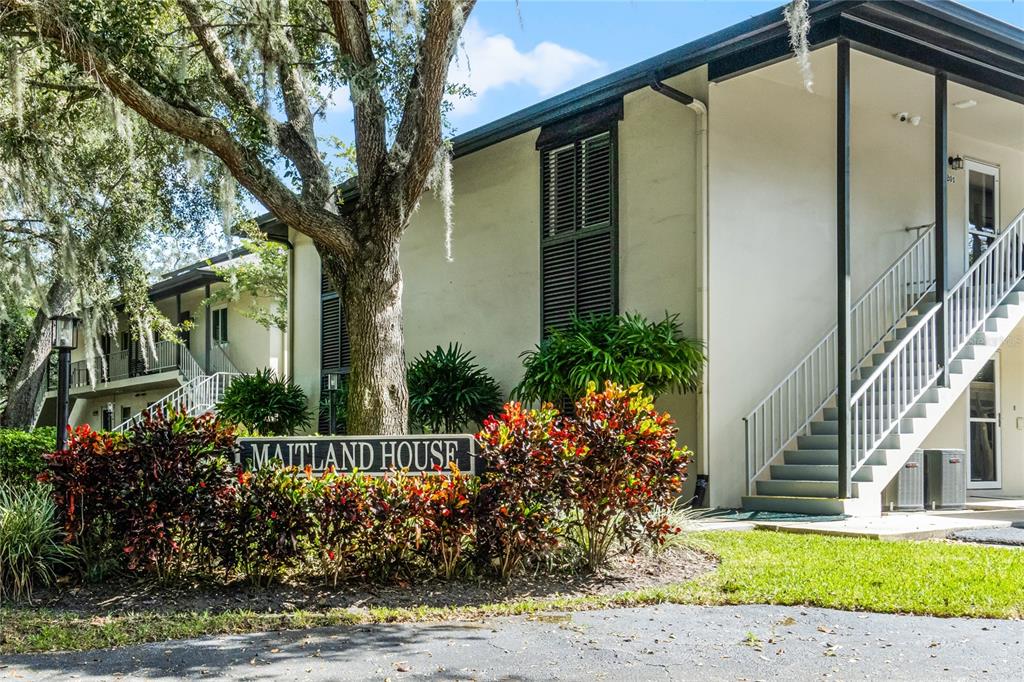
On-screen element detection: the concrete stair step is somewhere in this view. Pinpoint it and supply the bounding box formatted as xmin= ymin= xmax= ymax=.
xmin=755 ymin=479 xmax=858 ymax=497
xmin=768 ymin=463 xmax=875 ymax=482
xmin=741 ymin=495 xmax=848 ymax=515
xmin=822 ymin=405 xmax=927 ymax=420
xmin=798 ymin=433 xmax=900 ymax=450
xmin=783 ymin=449 xmax=887 ymax=467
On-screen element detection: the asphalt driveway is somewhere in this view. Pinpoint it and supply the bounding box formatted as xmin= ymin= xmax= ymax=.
xmin=3 ymin=604 xmax=1022 ymax=680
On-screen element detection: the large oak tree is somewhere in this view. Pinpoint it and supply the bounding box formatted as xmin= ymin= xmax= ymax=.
xmin=1 ymin=0 xmax=476 ymax=434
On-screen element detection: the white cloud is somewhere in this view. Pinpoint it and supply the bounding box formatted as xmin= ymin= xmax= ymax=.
xmin=448 ymin=19 xmax=602 ymax=116
xmin=323 ymin=83 xmax=352 ymax=115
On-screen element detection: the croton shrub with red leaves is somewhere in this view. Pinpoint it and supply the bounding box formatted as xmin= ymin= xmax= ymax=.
xmin=41 ymin=383 xmax=690 ymax=585
xmin=559 ymin=382 xmax=690 ymax=571
xmin=42 ymin=408 xmax=238 ymax=578
xmin=474 ymin=384 xmax=689 ymax=576
xmin=474 ymin=403 xmax=570 ymax=579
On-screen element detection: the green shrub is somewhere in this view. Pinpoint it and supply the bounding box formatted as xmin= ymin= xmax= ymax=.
xmin=217 ymin=369 xmax=311 ymax=436
xmin=408 ymin=344 xmax=503 ymax=433
xmin=0 ymin=428 xmax=57 ymax=486
xmin=514 ymin=313 xmax=706 ymax=405
xmin=474 ymin=403 xmax=569 ymax=579
xmin=217 ymin=464 xmax=316 ymax=586
xmin=560 ymin=382 xmax=690 ymax=571
xmin=314 ymin=470 xmax=371 ymax=584
xmin=0 ymin=482 xmax=79 ymax=602
xmin=42 ymin=411 xmax=237 ymax=578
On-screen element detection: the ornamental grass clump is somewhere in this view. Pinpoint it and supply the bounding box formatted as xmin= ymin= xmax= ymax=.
xmin=0 ymin=482 xmax=79 ymax=603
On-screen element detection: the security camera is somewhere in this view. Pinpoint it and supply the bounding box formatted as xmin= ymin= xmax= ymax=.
xmin=894 ymin=112 xmax=910 ymax=122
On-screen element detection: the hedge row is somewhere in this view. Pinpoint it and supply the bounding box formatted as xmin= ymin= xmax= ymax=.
xmin=40 ymin=382 xmax=690 ymax=584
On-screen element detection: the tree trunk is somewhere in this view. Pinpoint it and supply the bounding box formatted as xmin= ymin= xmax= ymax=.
xmin=322 ymin=234 xmax=409 ymax=435
xmin=1 ymin=277 xmax=74 ymax=428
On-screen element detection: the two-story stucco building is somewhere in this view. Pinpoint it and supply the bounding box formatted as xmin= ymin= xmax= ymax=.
xmin=39 ymin=248 xmax=289 ymax=432
xmin=264 ymin=1 xmax=1019 ymax=516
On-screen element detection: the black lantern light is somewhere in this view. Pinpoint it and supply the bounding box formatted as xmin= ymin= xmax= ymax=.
xmin=326 ymin=371 xmax=344 ymax=435
xmin=50 ymin=314 xmax=80 ymax=350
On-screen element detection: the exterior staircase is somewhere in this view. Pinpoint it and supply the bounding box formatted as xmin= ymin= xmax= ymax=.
xmin=743 ymin=208 xmax=1024 ymax=516
xmin=112 ymin=344 xmax=240 ymax=432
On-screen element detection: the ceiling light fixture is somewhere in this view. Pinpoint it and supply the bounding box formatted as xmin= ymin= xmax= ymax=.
xmin=953 ymin=99 xmax=977 ymax=109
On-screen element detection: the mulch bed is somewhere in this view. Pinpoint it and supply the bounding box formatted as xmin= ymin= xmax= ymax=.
xmin=29 ymin=546 xmax=716 ymax=618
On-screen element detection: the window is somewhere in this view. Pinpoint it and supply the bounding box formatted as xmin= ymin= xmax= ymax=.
xmin=319 ymin=270 xmax=351 ymax=433
xmin=211 ymin=308 xmax=228 ymax=344
xmin=538 ymin=104 xmax=619 ymax=337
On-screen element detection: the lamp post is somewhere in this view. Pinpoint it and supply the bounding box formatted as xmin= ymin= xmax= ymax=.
xmin=326 ymin=372 xmax=342 ymax=435
xmin=50 ymin=314 xmax=80 ymax=451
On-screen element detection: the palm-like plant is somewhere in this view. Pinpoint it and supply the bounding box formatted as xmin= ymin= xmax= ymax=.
xmin=408 ymin=344 xmax=503 ymax=433
xmin=513 ymin=313 xmax=706 ymax=404
xmin=216 ymin=369 xmax=311 ymax=436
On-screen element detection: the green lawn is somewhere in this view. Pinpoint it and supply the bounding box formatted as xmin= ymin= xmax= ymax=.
xmin=2 ymin=530 xmax=1022 ymax=654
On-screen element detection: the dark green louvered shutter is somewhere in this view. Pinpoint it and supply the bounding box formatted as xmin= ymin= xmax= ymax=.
xmin=320 ymin=270 xmax=351 ymax=433
xmin=540 ymin=129 xmax=617 ymax=337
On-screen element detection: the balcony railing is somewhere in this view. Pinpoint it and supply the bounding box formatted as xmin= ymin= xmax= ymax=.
xmin=50 ymin=340 xmax=203 ymax=391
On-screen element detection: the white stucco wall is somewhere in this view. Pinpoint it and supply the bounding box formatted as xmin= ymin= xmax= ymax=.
xmin=289 ymin=70 xmax=708 ymax=483
xmin=706 ymin=46 xmax=1024 ymax=507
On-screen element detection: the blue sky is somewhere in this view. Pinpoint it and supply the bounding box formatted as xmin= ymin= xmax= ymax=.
xmin=319 ymin=0 xmax=1022 ymax=142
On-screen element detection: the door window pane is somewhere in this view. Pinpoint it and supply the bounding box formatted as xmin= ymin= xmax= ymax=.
xmin=970 ymin=421 xmax=998 ymax=483
xmin=969 ymin=361 xmax=996 ymax=419
xmin=967 ymin=169 xmax=998 ymax=265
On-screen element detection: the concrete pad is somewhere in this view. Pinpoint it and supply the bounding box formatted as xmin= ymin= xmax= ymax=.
xmin=751 ymin=509 xmax=1020 ymax=541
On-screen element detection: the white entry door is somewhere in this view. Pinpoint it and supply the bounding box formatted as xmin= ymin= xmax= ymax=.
xmin=968 ymin=357 xmax=1001 ymax=489
xmin=964 ymin=159 xmax=1000 ymax=267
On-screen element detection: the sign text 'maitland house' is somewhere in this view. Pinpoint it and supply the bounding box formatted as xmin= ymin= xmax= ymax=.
xmin=236 ymin=435 xmax=476 ymax=475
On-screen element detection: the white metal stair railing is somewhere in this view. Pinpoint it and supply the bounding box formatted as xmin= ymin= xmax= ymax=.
xmin=850 ymin=208 xmax=1024 ymax=475
xmin=112 ymin=372 xmax=239 ymax=432
xmin=744 ymin=227 xmax=935 ymax=490
xmin=208 ymin=342 xmax=240 ymax=375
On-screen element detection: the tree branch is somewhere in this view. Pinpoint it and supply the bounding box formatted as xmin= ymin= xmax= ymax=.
xmin=325 ymin=0 xmax=387 ymax=190
xmin=391 ymin=0 xmax=475 ymax=213
xmin=9 ymin=1 xmax=357 ymax=261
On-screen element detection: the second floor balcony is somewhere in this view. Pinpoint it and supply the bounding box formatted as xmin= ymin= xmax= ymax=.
xmin=48 ymin=339 xmax=237 ymax=396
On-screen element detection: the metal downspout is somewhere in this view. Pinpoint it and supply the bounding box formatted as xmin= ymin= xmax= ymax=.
xmin=651 ymin=78 xmax=711 ymax=500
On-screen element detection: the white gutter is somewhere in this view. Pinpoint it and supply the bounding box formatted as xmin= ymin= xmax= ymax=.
xmin=651 ymin=79 xmax=711 ymax=490
xmin=688 ymin=97 xmax=710 ymax=483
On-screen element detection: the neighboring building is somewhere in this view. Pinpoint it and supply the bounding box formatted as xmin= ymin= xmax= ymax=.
xmin=267 ymin=0 xmax=1021 ymax=515
xmin=39 ymin=249 xmax=288 ymax=432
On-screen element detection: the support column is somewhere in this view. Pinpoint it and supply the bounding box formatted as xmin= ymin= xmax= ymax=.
xmin=836 ymin=39 xmax=852 ymax=499
xmin=935 ymin=72 xmax=949 ymax=386
xmin=175 ymin=293 xmax=182 ymax=368
xmin=204 ymin=283 xmax=212 ymax=374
